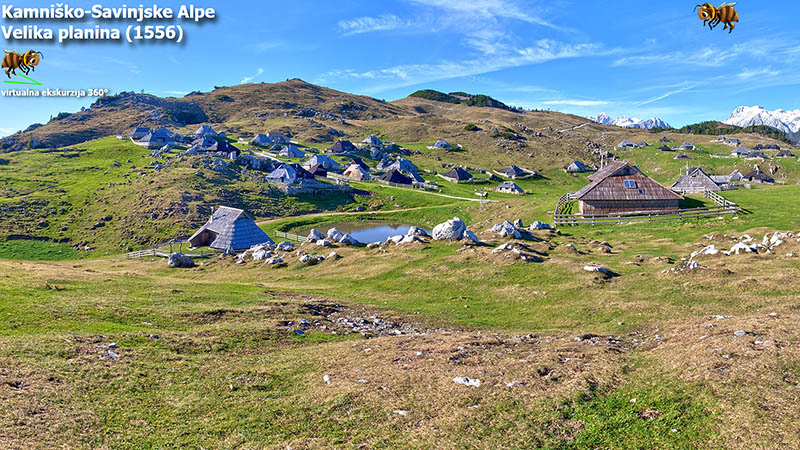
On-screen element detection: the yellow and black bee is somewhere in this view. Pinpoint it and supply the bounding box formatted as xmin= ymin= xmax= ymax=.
xmin=695 ymin=2 xmax=739 ymax=33
xmin=2 ymin=49 xmax=43 ymax=78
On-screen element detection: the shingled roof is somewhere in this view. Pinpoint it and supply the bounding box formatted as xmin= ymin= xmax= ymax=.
xmin=188 ymin=206 xmax=273 ymax=253
xmin=576 ymin=161 xmax=682 ymax=202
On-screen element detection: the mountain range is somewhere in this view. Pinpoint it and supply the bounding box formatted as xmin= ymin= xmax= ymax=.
xmin=589 ymin=113 xmax=672 ymax=130
xmin=722 ymin=106 xmax=800 ymax=134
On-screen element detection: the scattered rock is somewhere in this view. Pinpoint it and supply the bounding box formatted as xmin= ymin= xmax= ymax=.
xmin=306 ymin=229 xmax=325 ymax=242
xmin=276 ymin=241 xmax=295 ymax=251
xmin=168 ymin=253 xmax=195 ymax=268
xmin=453 ymin=376 xmax=481 ymax=387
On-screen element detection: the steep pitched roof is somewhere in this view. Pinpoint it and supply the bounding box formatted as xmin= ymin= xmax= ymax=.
xmin=188 ymin=206 xmax=273 ymax=252
xmin=193 ymin=125 xmax=218 ymax=136
xmin=328 ymin=140 xmax=357 ymax=154
xmin=497 ymin=181 xmax=524 ymax=193
xmin=671 ymin=167 xmax=721 ymax=190
xmin=344 ymin=164 xmax=370 ymax=180
xmin=362 ymin=136 xmax=383 ymax=146
xmin=576 ymin=161 xmax=682 ymax=202
xmin=744 ymin=166 xmax=774 ymax=183
xmin=499 ymin=165 xmax=526 ymax=177
xmin=443 ymin=167 xmax=472 ymax=181
xmin=378 ymin=169 xmax=412 ymax=185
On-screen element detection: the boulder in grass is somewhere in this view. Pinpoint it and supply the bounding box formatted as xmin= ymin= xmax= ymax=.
xmin=316 ymin=239 xmax=333 ymax=247
xmin=277 ymin=241 xmax=295 ymax=252
xmin=491 ymin=221 xmax=522 ymax=239
xmin=432 ymin=217 xmax=466 ymax=240
xmin=306 ymin=229 xmax=325 ymax=242
xmin=530 ymin=221 xmax=555 ymax=231
xmin=406 ymin=226 xmax=429 ymax=237
xmin=168 ymin=253 xmax=195 ymax=268
xmin=327 ymin=228 xmax=345 ymax=242
xmin=463 ymin=230 xmax=479 ymax=244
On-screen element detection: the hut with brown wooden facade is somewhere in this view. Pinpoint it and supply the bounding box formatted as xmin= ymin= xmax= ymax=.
xmin=574 ymin=161 xmax=683 ymax=216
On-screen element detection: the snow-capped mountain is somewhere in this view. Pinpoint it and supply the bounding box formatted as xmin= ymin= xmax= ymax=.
xmin=723 ymin=106 xmax=800 ymax=134
xmin=589 ymin=113 xmax=672 ymax=129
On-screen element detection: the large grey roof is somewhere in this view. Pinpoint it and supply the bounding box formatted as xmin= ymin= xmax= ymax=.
xmin=189 ymin=206 xmax=273 ymax=252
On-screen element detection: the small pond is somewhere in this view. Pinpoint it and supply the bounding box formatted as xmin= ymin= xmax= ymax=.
xmin=297 ymin=222 xmax=430 ymax=243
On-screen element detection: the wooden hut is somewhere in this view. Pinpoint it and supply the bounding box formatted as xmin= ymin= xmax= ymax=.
xmin=441 ymin=167 xmax=473 ymax=183
xmin=343 ymin=164 xmax=370 ymax=181
xmin=377 ymin=169 xmax=413 ymax=185
xmin=574 ymin=161 xmax=682 ymax=216
xmin=670 ymin=167 xmax=723 ymax=193
xmin=188 ymin=206 xmax=273 ymax=253
xmin=743 ymin=166 xmax=775 ymax=184
xmin=496 ymin=181 xmax=524 ymax=194
xmin=497 ymin=165 xmax=527 ymax=179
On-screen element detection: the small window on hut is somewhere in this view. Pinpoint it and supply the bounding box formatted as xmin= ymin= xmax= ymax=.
xmin=623 ymin=180 xmax=637 ymax=189
xmin=638 ymin=188 xmax=646 ymax=195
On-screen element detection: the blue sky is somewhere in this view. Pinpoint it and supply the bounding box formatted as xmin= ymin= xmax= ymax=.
xmin=2 ymin=0 xmax=800 ymax=136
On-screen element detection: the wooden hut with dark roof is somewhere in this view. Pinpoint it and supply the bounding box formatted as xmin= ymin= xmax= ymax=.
xmin=188 ymin=206 xmax=273 ymax=253
xmin=743 ymin=166 xmax=775 ymax=184
xmin=327 ymin=140 xmax=357 ymax=154
xmin=377 ymin=169 xmax=413 ymax=185
xmin=441 ymin=167 xmax=473 ymax=183
xmin=575 ymin=161 xmax=683 ymax=215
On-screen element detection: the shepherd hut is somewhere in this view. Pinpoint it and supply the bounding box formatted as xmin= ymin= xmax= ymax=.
xmin=188 ymin=207 xmax=273 ymax=253
xmin=574 ymin=161 xmax=683 ymax=215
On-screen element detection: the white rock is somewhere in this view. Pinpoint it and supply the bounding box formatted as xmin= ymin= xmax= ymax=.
xmin=529 ymin=221 xmax=554 ymax=230
xmin=327 ymin=228 xmax=345 ymax=242
xmin=323 ymin=375 xmax=331 ymax=384
xmin=265 ymin=257 xmax=284 ymax=265
xmin=393 ymin=410 xmax=408 ymax=416
xmin=690 ymin=245 xmax=718 ymax=260
xmin=492 ymin=220 xmax=522 ymax=239
xmin=406 ymin=226 xmax=428 ymax=237
xmin=306 ymin=229 xmax=325 ymax=242
xmin=493 ymin=243 xmax=514 ymax=254
xmin=432 ymin=217 xmax=467 ymax=240
xmin=463 ymin=230 xmax=479 ymax=244
xmin=316 ymin=239 xmax=332 ymax=247
xmin=453 ymin=376 xmax=481 ymax=387
xmin=277 ymin=241 xmax=295 ymax=251
xmin=583 ymin=265 xmax=611 ymax=275
xmin=338 ymin=233 xmax=361 ymax=245
xmin=729 ymin=242 xmax=756 ymax=255
xmin=387 ymin=234 xmax=404 ymax=244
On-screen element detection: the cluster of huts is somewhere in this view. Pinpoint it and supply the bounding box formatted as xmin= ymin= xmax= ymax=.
xmin=670 ymin=165 xmax=775 ymax=193
xmin=730 ymin=146 xmax=794 ymax=160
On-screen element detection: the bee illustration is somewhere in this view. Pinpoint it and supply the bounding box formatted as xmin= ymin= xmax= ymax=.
xmin=695 ymin=3 xmax=739 ymax=33
xmin=2 ymin=49 xmax=43 ymax=78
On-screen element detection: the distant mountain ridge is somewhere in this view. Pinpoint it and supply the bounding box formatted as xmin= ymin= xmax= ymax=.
xmin=723 ymin=106 xmax=800 ymax=134
xmin=589 ymin=113 xmax=672 ymax=130
xmin=409 ymin=90 xmax=514 ymax=111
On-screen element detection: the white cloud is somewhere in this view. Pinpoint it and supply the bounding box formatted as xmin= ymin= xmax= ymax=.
xmin=317 ymin=40 xmax=609 ymax=93
xmin=636 ymin=85 xmax=697 ymax=106
xmin=0 ymin=127 xmax=15 ymax=136
xmin=738 ymin=66 xmax=780 ymax=80
xmin=406 ymin=0 xmax=569 ymax=31
xmin=241 ymin=68 xmax=264 ymax=84
xmin=338 ymin=14 xmax=407 ymax=35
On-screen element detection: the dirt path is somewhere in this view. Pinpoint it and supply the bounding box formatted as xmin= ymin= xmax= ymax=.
xmin=558 ymin=122 xmax=592 ymax=133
